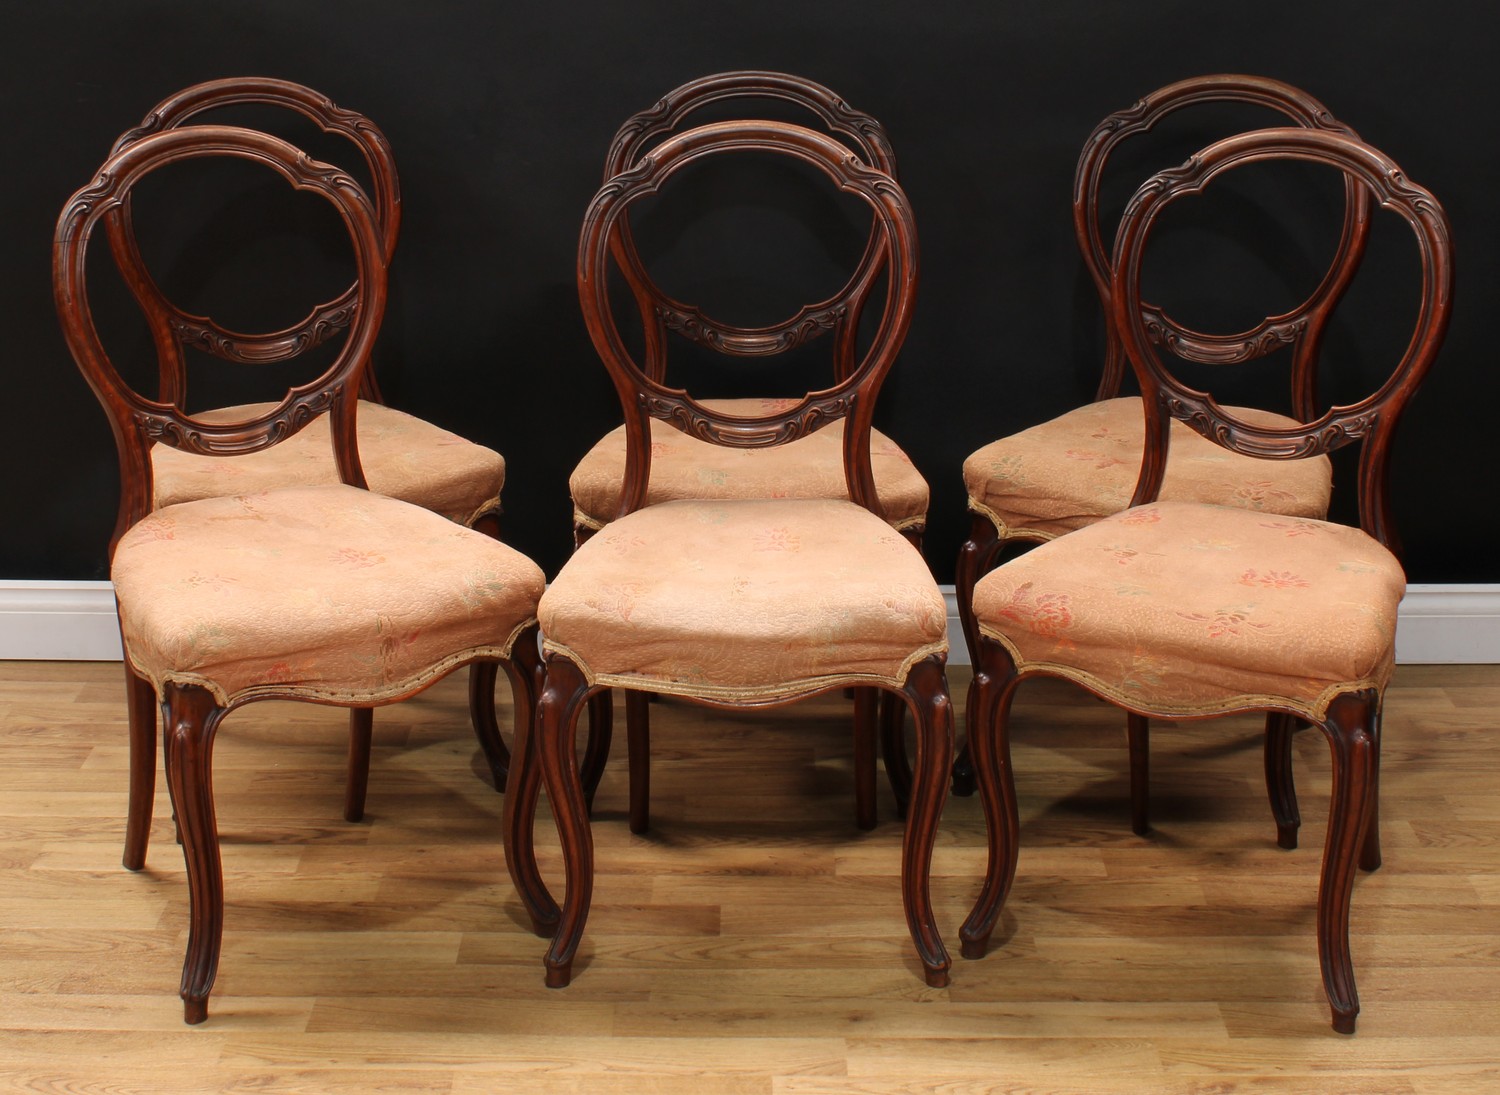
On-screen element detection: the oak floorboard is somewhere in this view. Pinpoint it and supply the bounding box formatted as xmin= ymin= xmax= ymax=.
xmin=1 ymin=660 xmax=1498 ymax=1092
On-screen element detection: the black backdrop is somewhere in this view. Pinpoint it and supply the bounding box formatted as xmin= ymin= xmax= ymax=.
xmin=6 ymin=0 xmax=1494 ymax=585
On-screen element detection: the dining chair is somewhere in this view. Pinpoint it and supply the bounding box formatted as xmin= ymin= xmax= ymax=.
xmin=958 ymin=127 xmax=1452 ymax=1032
xmin=103 ymin=77 xmax=515 ymax=835
xmin=55 ymin=123 xmax=547 ymax=1023
xmin=505 ymin=118 xmax=953 ymax=989
xmin=953 ymin=75 xmax=1371 ymax=845
xmin=570 ymin=72 xmax=930 ymax=832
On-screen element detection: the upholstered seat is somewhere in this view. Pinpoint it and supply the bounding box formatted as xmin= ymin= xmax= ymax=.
xmin=571 ymin=399 xmax=927 ymax=535
xmin=964 ymin=398 xmax=1332 ymax=543
xmin=973 ymin=500 xmax=1403 ymax=719
xmin=153 ymin=401 xmax=504 ymax=527
xmin=115 ymin=484 xmax=544 ymax=707
xmin=541 ymin=498 xmax=946 ymax=701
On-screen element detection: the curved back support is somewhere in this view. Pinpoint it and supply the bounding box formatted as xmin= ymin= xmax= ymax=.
xmin=1076 ymin=75 xmax=1370 ymax=413
xmin=107 ymin=78 xmax=400 ymax=404
xmin=577 ymin=119 xmax=919 ymax=522
xmin=1113 ymin=128 xmax=1453 ymax=552
xmin=54 ymin=125 xmax=388 ymax=556
xmin=605 ymin=72 xmax=898 ymax=381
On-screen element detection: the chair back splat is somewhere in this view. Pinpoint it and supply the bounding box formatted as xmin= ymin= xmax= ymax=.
xmin=1113 ymin=126 xmax=1452 ymax=552
xmin=1076 ymin=74 xmax=1370 ymax=414
xmin=106 ymin=77 xmax=400 ymax=406
xmin=55 ymin=124 xmax=385 ymax=554
xmin=578 ymin=118 xmax=918 ymax=525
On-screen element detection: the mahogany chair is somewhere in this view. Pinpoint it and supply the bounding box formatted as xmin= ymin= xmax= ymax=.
xmin=55 ymin=124 xmax=546 ymax=1023
xmin=103 ymin=78 xmax=514 ymax=837
xmin=570 ymin=72 xmax=930 ymax=832
xmin=953 ymin=75 xmax=1371 ymax=843
xmin=959 ymin=128 xmax=1452 ymax=1032
xmin=505 ymin=119 xmax=952 ymax=989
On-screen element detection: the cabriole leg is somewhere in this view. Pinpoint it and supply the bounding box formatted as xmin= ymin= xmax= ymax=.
xmin=626 ymin=691 xmax=651 ymax=834
xmin=959 ymin=636 xmax=1022 ymax=960
xmin=535 ymin=654 xmax=595 ymax=988
xmin=1265 ymin=711 xmax=1301 ymax=849
xmin=160 ymin=683 xmax=227 ymax=1025
xmin=1127 ymin=713 xmax=1149 ymax=836
xmin=502 ymin=629 xmax=558 ymax=937
xmin=1315 ymin=690 xmax=1380 ymax=1034
xmin=898 ymin=656 xmax=953 ymax=987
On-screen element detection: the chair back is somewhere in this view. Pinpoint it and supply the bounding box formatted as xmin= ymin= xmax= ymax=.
xmin=604 ymin=72 xmax=898 ymax=382
xmin=1076 ymin=75 xmax=1370 ymax=415
xmin=1112 ymin=127 xmax=1453 ymax=551
xmin=107 ymin=78 xmax=399 ymax=403
xmin=577 ymin=119 xmax=918 ymax=522
xmin=54 ymin=125 xmax=388 ymax=554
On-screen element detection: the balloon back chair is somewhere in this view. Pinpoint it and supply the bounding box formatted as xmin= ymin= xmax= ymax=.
xmin=570 ymin=72 xmax=930 ymax=833
xmin=103 ymin=78 xmax=516 ymax=839
xmin=959 ymin=127 xmax=1452 ymax=1032
xmin=54 ymin=124 xmax=546 ymax=1023
xmin=505 ymin=119 xmax=953 ymax=989
xmin=954 ymin=75 xmax=1372 ymax=842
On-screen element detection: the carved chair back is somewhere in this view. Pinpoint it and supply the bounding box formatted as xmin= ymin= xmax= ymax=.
xmin=577 ymin=119 xmax=918 ymax=523
xmin=1113 ymin=128 xmax=1452 ymax=553
xmin=54 ymin=125 xmax=388 ymax=555
xmin=604 ymin=71 xmax=899 ymax=383
xmin=1077 ymin=75 xmax=1371 ymax=416
xmin=106 ymin=77 xmax=399 ymax=404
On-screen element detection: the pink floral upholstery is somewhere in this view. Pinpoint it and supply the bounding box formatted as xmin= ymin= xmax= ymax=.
xmin=569 ymin=399 xmax=928 ymax=533
xmin=113 ymin=485 xmax=545 ymax=707
xmin=973 ymin=500 xmax=1405 ymax=720
xmin=964 ymin=397 xmax=1333 ymax=541
xmin=540 ymin=498 xmax=948 ymax=701
xmin=152 ymin=401 xmax=505 ymax=527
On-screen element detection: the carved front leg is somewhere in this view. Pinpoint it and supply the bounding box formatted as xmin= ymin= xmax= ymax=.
xmin=899 ymin=655 xmax=953 ymax=988
xmin=160 ymin=682 xmax=227 ymax=1025
xmin=1315 ymin=690 xmax=1380 ymax=1034
xmin=535 ymin=654 xmax=596 ymax=988
xmin=502 ymin=627 xmax=558 ymax=937
xmin=959 ymin=636 xmax=1022 ymax=960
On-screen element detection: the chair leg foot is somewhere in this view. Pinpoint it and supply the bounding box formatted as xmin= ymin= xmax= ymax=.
xmin=545 ymin=959 xmax=574 ymax=989
xmin=183 ymin=996 xmax=208 ymax=1025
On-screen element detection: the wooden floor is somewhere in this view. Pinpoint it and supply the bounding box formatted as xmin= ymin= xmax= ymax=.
xmin=1 ymin=660 xmax=1497 ymax=1092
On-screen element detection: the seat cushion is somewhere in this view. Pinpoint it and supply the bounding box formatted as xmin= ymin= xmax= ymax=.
xmin=152 ymin=400 xmax=505 ymax=527
xmin=963 ymin=397 xmax=1333 ymax=542
xmin=569 ymin=399 xmax=929 ymax=534
xmin=113 ymin=485 xmax=545 ymax=707
xmin=539 ymin=498 xmax=948 ymax=701
xmin=972 ymin=500 xmax=1405 ymax=720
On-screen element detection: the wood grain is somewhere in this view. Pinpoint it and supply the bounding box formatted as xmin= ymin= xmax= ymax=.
xmin=1 ymin=660 xmax=1498 ymax=1091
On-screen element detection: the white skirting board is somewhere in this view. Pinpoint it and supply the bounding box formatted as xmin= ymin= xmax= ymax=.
xmin=2 ymin=579 xmax=1497 ymax=665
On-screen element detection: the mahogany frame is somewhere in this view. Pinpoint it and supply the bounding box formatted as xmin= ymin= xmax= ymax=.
xmin=953 ymin=75 xmax=1372 ymax=843
xmin=507 ymin=118 xmax=952 ymax=989
xmin=959 ymin=127 xmax=1453 ymax=1033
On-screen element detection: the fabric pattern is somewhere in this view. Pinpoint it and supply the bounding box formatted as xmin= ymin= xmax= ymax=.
xmin=540 ymin=497 xmax=948 ymax=701
xmin=569 ymin=398 xmax=928 ymax=533
xmin=963 ymin=397 xmax=1333 ymax=542
xmin=113 ymin=484 xmax=545 ymax=707
xmin=972 ymin=500 xmax=1405 ymax=720
xmin=153 ymin=400 xmax=505 ymax=527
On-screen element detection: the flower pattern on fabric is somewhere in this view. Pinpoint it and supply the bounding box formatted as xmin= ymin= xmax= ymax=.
xmin=963 ymin=397 xmax=1332 ymax=542
xmin=1240 ymin=568 xmax=1309 ymax=589
xmin=754 ymin=527 xmax=802 ymax=552
xmin=996 ymin=582 xmax=1074 ymax=639
xmin=1176 ymin=605 xmax=1270 ymax=639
